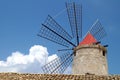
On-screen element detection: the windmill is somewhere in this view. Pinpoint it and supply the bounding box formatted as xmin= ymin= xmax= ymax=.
xmin=38 ymin=2 xmax=108 ymax=75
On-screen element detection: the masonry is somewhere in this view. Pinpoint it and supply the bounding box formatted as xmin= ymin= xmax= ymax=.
xmin=72 ymin=44 xmax=108 ymax=75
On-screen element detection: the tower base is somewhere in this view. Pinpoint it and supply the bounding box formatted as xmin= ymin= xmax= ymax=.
xmin=72 ymin=44 xmax=108 ymax=75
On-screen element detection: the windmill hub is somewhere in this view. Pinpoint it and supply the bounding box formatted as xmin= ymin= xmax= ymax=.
xmin=72 ymin=44 xmax=108 ymax=75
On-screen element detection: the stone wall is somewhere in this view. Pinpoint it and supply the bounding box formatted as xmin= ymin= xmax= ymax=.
xmin=73 ymin=44 xmax=108 ymax=75
xmin=0 ymin=73 xmax=120 ymax=80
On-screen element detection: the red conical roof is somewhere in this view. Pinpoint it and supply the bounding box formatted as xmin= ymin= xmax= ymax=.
xmin=79 ymin=33 xmax=97 ymax=45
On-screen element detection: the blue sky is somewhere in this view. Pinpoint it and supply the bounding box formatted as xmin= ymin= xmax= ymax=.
xmin=0 ymin=0 xmax=120 ymax=74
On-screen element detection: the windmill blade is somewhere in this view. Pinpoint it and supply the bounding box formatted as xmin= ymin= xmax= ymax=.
xmin=44 ymin=15 xmax=72 ymax=41
xmin=38 ymin=24 xmax=76 ymax=47
xmin=42 ymin=52 xmax=73 ymax=74
xmin=38 ymin=15 xmax=76 ymax=47
xmin=74 ymin=3 xmax=82 ymax=39
xmin=66 ymin=2 xmax=82 ymax=45
xmin=58 ymin=48 xmax=73 ymax=51
xmin=89 ymin=19 xmax=107 ymax=41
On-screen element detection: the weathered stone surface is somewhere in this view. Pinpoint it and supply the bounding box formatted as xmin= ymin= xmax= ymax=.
xmin=0 ymin=73 xmax=120 ymax=80
xmin=72 ymin=44 xmax=108 ymax=75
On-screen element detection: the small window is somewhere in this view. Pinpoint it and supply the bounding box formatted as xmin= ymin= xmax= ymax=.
xmin=74 ymin=52 xmax=76 ymax=56
xmin=103 ymin=51 xmax=105 ymax=56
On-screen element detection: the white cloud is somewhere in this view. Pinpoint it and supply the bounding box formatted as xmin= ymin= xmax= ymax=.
xmin=0 ymin=45 xmax=58 ymax=73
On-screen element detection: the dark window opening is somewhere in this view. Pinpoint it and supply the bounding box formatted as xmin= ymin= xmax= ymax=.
xmin=74 ymin=52 xmax=76 ymax=56
xmin=103 ymin=51 xmax=105 ymax=56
